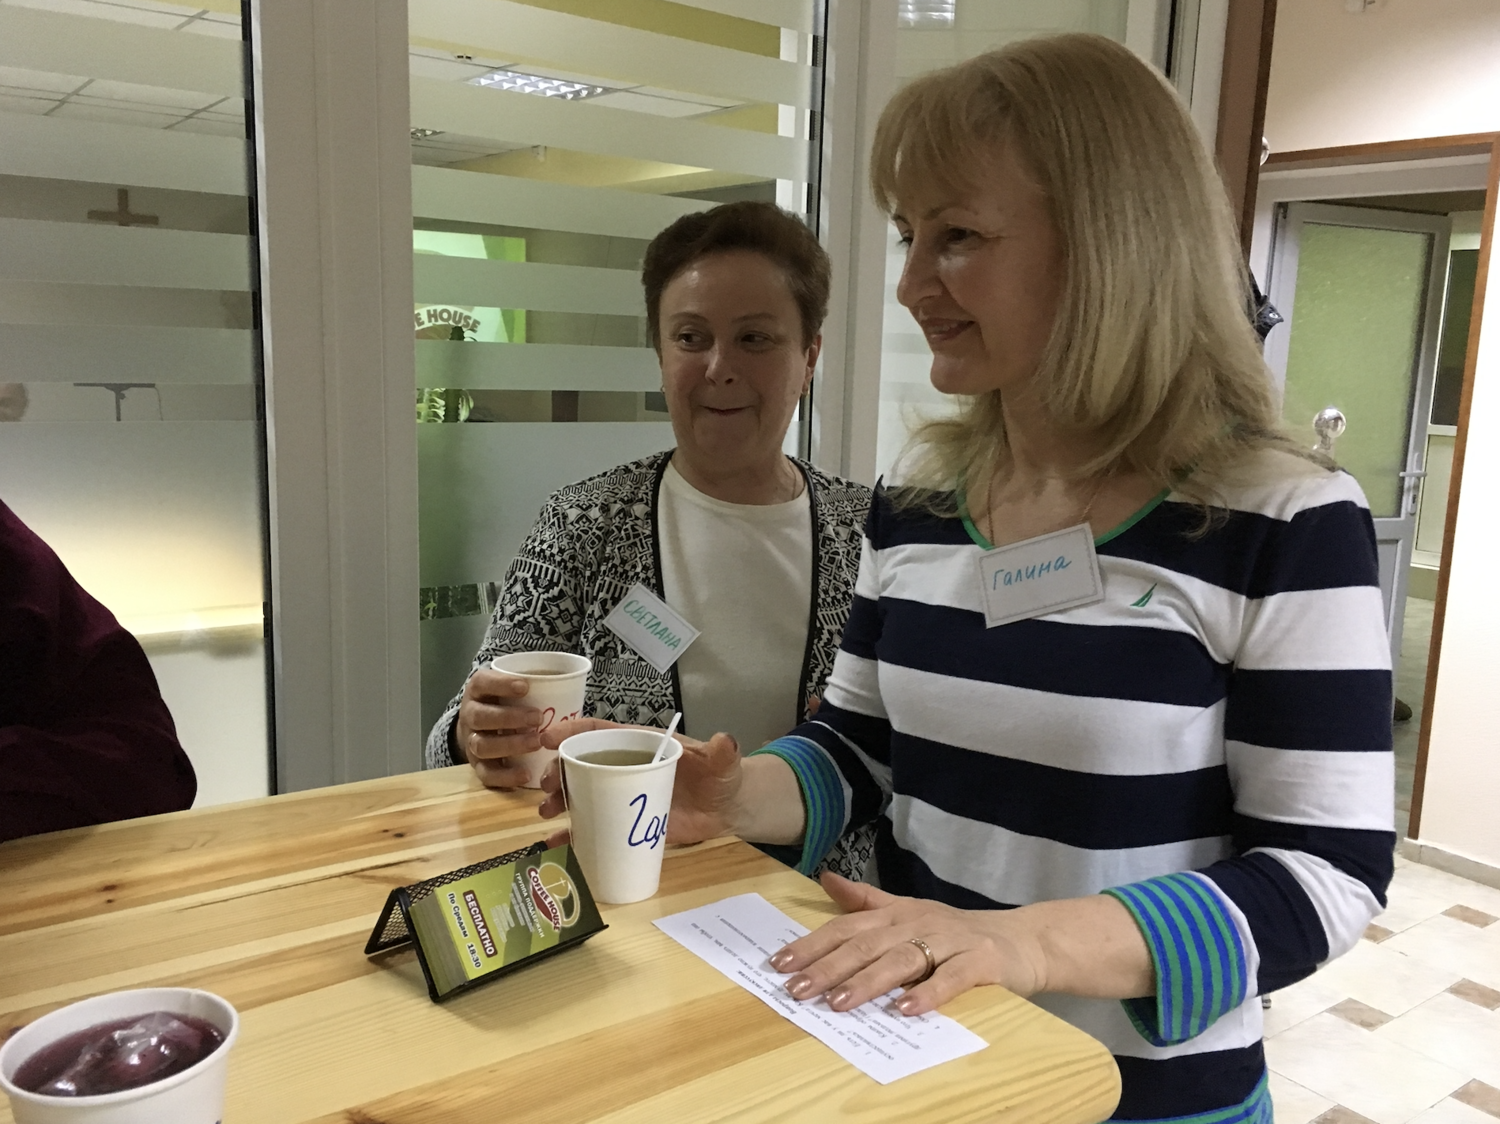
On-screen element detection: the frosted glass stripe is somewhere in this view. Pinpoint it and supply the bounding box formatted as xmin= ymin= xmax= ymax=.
xmin=0 ymin=424 xmax=264 ymax=622
xmin=418 ymin=422 xmax=676 ymax=588
xmin=0 ymin=3 xmax=243 ymax=99
xmin=413 ymin=255 xmax=643 ymax=316
xmin=411 ymin=0 xmax=810 ymax=108
xmin=416 ymin=341 xmax=659 ymax=391
xmin=0 ymin=114 xmax=246 ymax=196
xmin=411 ymin=165 xmax=704 ymax=240
xmin=0 ymin=218 xmax=252 ymax=290
xmin=671 ymin=0 xmax=815 ymax=33
xmin=0 ymin=324 xmax=253 ymax=384
xmin=409 ymin=76 xmax=805 ymax=182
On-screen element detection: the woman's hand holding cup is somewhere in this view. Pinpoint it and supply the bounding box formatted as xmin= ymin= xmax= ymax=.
xmin=455 ymin=669 xmax=545 ymax=790
xmin=537 ymin=718 xmax=745 ymax=845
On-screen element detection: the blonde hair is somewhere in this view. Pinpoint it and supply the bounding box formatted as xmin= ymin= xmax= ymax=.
xmin=872 ymin=33 xmax=1300 ymax=508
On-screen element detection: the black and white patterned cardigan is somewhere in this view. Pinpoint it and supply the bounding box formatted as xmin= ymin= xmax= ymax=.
xmin=424 ymin=449 xmax=873 ymax=768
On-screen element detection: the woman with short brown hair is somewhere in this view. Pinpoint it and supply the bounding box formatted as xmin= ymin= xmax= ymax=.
xmin=429 ymin=201 xmax=873 ymax=879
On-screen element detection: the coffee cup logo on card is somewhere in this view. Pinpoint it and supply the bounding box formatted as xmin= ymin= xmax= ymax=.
xmin=976 ymin=523 xmax=1104 ymax=629
xmin=603 ymin=583 xmax=701 ymax=673
xmin=527 ymin=862 xmax=582 ymax=931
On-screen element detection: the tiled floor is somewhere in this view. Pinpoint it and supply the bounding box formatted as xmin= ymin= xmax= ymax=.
xmin=1266 ymin=856 xmax=1500 ymax=1124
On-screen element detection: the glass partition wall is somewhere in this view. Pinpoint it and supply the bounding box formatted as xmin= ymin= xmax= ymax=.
xmin=0 ymin=0 xmax=270 ymax=805
xmin=407 ymin=0 xmax=827 ymax=735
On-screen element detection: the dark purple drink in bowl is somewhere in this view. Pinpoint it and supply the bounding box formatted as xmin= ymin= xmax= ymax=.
xmin=12 ymin=1012 xmax=225 ymax=1097
xmin=0 ymin=988 xmax=238 ymax=1123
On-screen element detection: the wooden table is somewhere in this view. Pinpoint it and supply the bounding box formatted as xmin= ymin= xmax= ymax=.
xmin=0 ymin=768 xmax=1119 ymax=1123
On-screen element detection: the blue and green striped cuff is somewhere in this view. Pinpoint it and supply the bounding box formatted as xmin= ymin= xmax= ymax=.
xmin=1103 ymin=872 xmax=1249 ymax=1047
xmin=748 ymin=736 xmax=846 ymax=877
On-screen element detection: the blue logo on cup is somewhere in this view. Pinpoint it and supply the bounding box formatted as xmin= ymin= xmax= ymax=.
xmin=627 ymin=793 xmax=667 ymax=849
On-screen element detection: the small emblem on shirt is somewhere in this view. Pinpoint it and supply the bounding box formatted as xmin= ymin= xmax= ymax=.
xmin=1131 ymin=583 xmax=1158 ymax=608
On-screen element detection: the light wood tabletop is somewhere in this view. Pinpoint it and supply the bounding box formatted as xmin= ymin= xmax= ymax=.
xmin=0 ymin=767 xmax=1120 ymax=1123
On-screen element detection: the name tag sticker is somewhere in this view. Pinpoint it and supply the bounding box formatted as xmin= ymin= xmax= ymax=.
xmin=976 ymin=523 xmax=1104 ymax=628
xmin=604 ymin=583 xmax=700 ymax=673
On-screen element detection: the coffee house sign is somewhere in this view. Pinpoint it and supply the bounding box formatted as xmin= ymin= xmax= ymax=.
xmin=413 ymin=306 xmax=481 ymax=335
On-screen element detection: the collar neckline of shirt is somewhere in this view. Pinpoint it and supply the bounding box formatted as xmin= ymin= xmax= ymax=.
xmin=957 ymin=485 xmax=1172 ymax=551
xmin=664 ymin=459 xmax=810 ymax=517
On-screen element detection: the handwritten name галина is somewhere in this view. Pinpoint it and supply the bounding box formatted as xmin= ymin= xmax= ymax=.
xmin=990 ymin=554 xmax=1071 ymax=590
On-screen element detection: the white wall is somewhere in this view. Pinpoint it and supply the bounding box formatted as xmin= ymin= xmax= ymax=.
xmin=1262 ymin=0 xmax=1500 ymax=865
xmin=1264 ymin=0 xmax=1500 ymax=154
xmin=1421 ymin=222 xmax=1499 ymax=865
xmin=146 ymin=639 xmax=271 ymax=808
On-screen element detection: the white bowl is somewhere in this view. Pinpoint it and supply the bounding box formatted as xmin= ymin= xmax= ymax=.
xmin=0 ymin=988 xmax=239 ymax=1124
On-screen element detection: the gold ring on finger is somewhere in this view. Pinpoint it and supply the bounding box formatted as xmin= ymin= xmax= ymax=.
xmin=907 ymin=937 xmax=937 ymax=985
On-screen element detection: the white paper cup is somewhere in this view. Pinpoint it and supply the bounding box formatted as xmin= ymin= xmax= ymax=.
xmin=489 ymin=651 xmax=591 ymax=788
xmin=0 ymin=988 xmax=238 ymax=1124
xmin=559 ymin=727 xmax=681 ymax=904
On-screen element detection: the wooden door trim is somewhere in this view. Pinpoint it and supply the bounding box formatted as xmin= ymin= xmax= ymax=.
xmin=1216 ymin=0 xmax=1277 ymax=253
xmin=1265 ymin=132 xmax=1499 ymax=172
xmin=1409 ymin=138 xmax=1500 ymax=839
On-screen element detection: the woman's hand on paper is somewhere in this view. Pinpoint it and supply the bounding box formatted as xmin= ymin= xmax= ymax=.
xmin=769 ymin=873 xmax=1048 ymax=1016
xmin=536 ymin=719 xmax=745 ymax=845
xmin=770 ymin=874 xmax=1155 ymax=1016
xmin=455 ymin=669 xmax=545 ymax=789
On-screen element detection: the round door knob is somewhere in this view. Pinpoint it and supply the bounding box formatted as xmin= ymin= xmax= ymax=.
xmin=1313 ymin=407 xmax=1346 ymax=455
xmin=1313 ymin=407 xmax=1347 ymax=440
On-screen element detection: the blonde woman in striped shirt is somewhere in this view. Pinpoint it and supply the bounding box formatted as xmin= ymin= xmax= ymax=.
xmin=542 ymin=34 xmax=1393 ymax=1122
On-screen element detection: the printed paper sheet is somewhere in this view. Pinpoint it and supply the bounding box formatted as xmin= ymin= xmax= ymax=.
xmin=654 ymin=893 xmax=987 ymax=1084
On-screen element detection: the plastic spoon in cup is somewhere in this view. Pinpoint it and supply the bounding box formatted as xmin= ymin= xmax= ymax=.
xmin=652 ymin=712 xmax=682 ymax=764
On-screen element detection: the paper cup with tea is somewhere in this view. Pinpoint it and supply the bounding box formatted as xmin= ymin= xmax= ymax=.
xmin=488 ymin=651 xmax=591 ymax=788
xmin=0 ymin=987 xmax=238 ymax=1124
xmin=559 ymin=727 xmax=681 ymax=904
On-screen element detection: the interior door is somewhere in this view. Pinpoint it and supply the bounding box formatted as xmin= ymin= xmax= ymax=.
xmin=1265 ymin=202 xmax=1451 ymax=670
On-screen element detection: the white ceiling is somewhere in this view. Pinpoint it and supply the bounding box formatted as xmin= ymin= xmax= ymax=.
xmin=3 ymin=0 xmax=237 ymax=35
xmin=0 ymin=0 xmax=241 ymax=135
xmin=1 ymin=0 xmax=758 ymax=167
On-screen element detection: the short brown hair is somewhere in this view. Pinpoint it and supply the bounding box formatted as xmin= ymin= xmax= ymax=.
xmin=642 ymin=201 xmax=830 ymax=350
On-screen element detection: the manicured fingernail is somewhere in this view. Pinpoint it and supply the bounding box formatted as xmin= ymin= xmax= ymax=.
xmin=828 ymin=989 xmax=851 ymax=1009
xmin=896 ymin=995 xmax=918 ymax=1015
xmin=786 ymin=977 xmax=813 ymax=998
xmin=769 ymin=950 xmax=792 ymax=970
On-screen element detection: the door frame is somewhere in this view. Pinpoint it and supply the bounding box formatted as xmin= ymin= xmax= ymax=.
xmin=1256 ymin=133 xmax=1499 ymax=840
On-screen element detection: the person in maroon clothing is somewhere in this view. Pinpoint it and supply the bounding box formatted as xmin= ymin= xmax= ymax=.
xmin=0 ymin=498 xmax=196 ymax=843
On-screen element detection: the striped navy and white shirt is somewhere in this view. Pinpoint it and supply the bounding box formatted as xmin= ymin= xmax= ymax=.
xmin=756 ymin=451 xmax=1395 ymax=1123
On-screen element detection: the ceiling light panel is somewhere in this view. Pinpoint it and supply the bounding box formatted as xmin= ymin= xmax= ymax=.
xmin=469 ymin=68 xmax=609 ymax=101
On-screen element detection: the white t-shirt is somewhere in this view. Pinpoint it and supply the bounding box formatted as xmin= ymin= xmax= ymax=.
xmin=657 ymin=460 xmax=813 ymax=754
